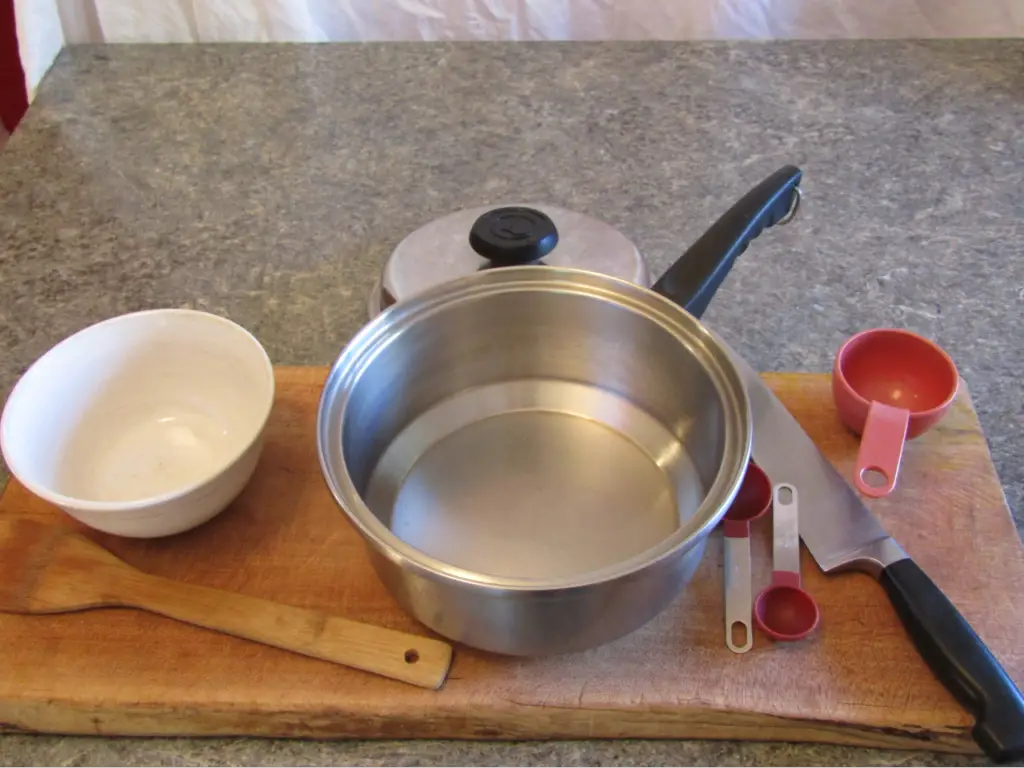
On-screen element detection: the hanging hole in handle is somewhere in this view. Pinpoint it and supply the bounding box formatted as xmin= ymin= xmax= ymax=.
xmin=727 ymin=621 xmax=752 ymax=653
xmin=776 ymin=186 xmax=802 ymax=226
xmin=860 ymin=467 xmax=889 ymax=489
xmin=776 ymin=485 xmax=794 ymax=505
xmin=404 ymin=649 xmax=420 ymax=664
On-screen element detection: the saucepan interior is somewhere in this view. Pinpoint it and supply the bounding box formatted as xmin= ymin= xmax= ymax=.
xmin=319 ymin=267 xmax=750 ymax=590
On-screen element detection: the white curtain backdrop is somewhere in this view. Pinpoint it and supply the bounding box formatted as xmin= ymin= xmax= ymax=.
xmin=14 ymin=0 xmax=64 ymax=100
xmin=14 ymin=0 xmax=1024 ymax=99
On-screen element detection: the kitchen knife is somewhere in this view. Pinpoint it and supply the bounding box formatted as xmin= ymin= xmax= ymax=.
xmin=719 ymin=338 xmax=1024 ymax=763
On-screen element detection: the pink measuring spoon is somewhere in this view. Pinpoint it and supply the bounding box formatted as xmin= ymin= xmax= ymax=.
xmin=722 ymin=461 xmax=772 ymax=653
xmin=754 ymin=483 xmax=820 ymax=642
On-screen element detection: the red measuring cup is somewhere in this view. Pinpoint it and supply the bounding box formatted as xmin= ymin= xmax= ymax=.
xmin=754 ymin=483 xmax=820 ymax=641
xmin=832 ymin=328 xmax=959 ymax=498
xmin=722 ymin=460 xmax=772 ymax=653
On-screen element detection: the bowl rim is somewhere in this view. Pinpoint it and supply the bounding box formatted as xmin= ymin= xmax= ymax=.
xmin=832 ymin=327 xmax=960 ymax=417
xmin=0 ymin=308 xmax=276 ymax=513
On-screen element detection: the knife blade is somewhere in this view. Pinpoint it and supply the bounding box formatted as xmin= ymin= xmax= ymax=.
xmin=738 ymin=350 xmax=907 ymax=576
xmin=717 ymin=337 xmax=1024 ymax=763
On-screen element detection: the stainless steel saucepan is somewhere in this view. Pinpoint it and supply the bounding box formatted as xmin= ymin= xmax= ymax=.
xmin=318 ymin=166 xmax=803 ymax=656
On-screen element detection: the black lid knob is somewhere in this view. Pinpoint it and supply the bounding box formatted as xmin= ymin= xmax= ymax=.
xmin=468 ymin=207 xmax=559 ymax=266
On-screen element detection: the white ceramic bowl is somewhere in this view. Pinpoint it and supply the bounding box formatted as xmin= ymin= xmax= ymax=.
xmin=0 ymin=309 xmax=275 ymax=537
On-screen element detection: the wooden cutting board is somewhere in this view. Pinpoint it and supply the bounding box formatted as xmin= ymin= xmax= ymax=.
xmin=1 ymin=367 xmax=1021 ymax=755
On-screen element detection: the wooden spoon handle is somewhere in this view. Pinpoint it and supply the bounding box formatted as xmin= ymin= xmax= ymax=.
xmin=122 ymin=574 xmax=453 ymax=689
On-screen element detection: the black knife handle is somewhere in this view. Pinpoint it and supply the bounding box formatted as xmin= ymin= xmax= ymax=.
xmin=880 ymin=558 xmax=1024 ymax=763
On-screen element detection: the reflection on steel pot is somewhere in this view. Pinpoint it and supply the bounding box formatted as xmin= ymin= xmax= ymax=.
xmin=319 ymin=166 xmax=803 ymax=656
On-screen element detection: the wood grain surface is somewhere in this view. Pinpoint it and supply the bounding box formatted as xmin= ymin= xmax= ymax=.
xmin=0 ymin=518 xmax=453 ymax=690
xmin=0 ymin=367 xmax=1020 ymax=755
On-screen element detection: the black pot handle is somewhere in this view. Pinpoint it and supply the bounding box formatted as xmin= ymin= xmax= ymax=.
xmin=651 ymin=165 xmax=802 ymax=319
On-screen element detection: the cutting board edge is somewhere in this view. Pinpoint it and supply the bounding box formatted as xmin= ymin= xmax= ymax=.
xmin=0 ymin=697 xmax=978 ymax=755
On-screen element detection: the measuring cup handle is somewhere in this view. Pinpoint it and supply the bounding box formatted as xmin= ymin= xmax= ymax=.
xmin=880 ymin=558 xmax=1024 ymax=763
xmin=854 ymin=400 xmax=909 ymax=498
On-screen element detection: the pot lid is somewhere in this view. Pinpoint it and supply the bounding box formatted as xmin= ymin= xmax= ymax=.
xmin=379 ymin=204 xmax=649 ymax=308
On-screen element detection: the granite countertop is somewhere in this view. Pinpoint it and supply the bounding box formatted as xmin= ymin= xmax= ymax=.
xmin=0 ymin=40 xmax=1021 ymax=766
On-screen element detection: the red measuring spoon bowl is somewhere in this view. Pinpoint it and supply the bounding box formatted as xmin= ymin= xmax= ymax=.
xmin=832 ymin=328 xmax=959 ymax=498
xmin=753 ymin=571 xmax=820 ymax=641
xmin=753 ymin=482 xmax=820 ymax=642
xmin=722 ymin=460 xmax=772 ymax=537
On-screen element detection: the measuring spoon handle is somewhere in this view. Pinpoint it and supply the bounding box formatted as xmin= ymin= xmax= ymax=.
xmin=723 ymin=535 xmax=754 ymax=653
xmin=772 ymin=483 xmax=801 ymax=575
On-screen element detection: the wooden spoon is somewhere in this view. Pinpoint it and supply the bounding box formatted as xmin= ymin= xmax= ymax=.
xmin=0 ymin=518 xmax=453 ymax=689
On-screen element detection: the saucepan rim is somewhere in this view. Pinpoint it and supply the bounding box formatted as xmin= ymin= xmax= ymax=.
xmin=317 ymin=266 xmax=752 ymax=592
